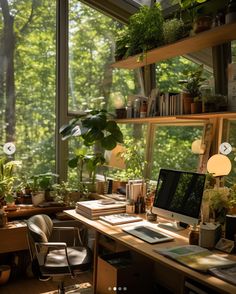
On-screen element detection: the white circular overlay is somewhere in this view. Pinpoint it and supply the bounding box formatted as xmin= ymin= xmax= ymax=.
xmin=219 ymin=142 xmax=232 ymax=155
xmin=3 ymin=142 xmax=16 ymax=155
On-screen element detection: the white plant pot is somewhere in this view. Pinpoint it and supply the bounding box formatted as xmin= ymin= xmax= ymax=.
xmin=31 ymin=192 xmax=45 ymax=206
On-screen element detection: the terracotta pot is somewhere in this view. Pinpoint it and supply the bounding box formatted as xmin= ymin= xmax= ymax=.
xmin=191 ymin=101 xmax=202 ymax=114
xmin=0 ymin=265 xmax=11 ymax=285
xmin=193 ymin=16 xmax=212 ymax=34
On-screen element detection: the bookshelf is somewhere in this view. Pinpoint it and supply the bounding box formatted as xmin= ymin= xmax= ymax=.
xmin=111 ymin=22 xmax=236 ymax=70
xmin=115 ymin=112 xmax=236 ymax=124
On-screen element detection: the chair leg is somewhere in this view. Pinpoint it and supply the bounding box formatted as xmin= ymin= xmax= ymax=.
xmin=58 ymin=280 xmax=65 ymax=294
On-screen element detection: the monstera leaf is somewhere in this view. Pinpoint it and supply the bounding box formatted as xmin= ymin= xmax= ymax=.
xmin=59 ymin=109 xmax=123 ymax=151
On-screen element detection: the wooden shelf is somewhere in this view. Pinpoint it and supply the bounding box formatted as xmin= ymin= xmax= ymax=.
xmin=116 ymin=112 xmax=236 ymax=124
xmin=112 ymin=22 xmax=236 ymax=69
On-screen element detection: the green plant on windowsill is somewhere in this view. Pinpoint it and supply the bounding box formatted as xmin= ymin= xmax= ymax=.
xmin=180 ymin=64 xmax=206 ymax=100
xmin=68 ymin=147 xmax=106 ymax=194
xmin=59 ymin=108 xmax=123 ymax=194
xmin=29 ymin=172 xmax=59 ymax=201
xmin=51 ymin=181 xmax=79 ymax=206
xmin=0 ymin=157 xmax=22 ymax=207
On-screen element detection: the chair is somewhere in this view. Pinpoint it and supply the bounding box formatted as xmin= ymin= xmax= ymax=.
xmin=26 ymin=214 xmax=92 ymax=294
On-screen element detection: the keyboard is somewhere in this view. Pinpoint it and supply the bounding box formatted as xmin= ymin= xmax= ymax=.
xmin=122 ymin=225 xmax=174 ymax=244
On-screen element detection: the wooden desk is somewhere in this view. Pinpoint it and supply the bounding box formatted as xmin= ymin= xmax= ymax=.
xmin=65 ymin=209 xmax=236 ymax=294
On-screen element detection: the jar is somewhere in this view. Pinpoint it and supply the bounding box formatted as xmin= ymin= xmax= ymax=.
xmin=189 ymin=227 xmax=199 ymax=245
xmin=133 ymin=97 xmax=140 ymax=118
xmin=126 ymin=101 xmax=133 ymax=118
xmin=140 ymin=101 xmax=147 ymax=118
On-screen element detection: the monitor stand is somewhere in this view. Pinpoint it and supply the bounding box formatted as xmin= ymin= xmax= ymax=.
xmin=157 ymin=221 xmax=186 ymax=232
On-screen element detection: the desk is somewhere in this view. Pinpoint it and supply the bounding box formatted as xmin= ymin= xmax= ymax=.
xmin=65 ymin=209 xmax=236 ymax=294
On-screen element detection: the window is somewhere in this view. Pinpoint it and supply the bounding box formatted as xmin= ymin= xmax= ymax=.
xmin=0 ymin=0 xmax=56 ymax=177
xmin=68 ymin=1 xmax=143 ymax=114
xmin=148 ymin=124 xmax=204 ymax=180
xmin=67 ymin=1 xmax=144 ymax=186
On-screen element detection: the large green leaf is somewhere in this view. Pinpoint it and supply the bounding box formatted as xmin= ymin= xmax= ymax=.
xmin=112 ymin=129 xmax=124 ymax=143
xmin=101 ymin=135 xmax=117 ymax=150
xmin=68 ymin=157 xmax=79 ymax=168
xmin=105 ymin=120 xmax=119 ymax=133
xmin=82 ymin=113 xmax=107 ymax=130
xmin=83 ymin=128 xmax=104 ymax=143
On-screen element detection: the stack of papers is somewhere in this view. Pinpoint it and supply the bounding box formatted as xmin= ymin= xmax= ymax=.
xmin=99 ymin=213 xmax=143 ymax=225
xmin=75 ymin=200 xmax=126 ymax=219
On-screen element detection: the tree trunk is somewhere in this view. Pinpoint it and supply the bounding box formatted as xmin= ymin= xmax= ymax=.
xmin=0 ymin=0 xmax=16 ymax=143
xmin=0 ymin=40 xmax=5 ymax=140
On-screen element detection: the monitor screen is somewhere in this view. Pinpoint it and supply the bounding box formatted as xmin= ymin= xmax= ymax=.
xmin=152 ymin=169 xmax=206 ymax=230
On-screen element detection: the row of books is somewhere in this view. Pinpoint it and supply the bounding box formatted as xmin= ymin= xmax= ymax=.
xmin=147 ymin=89 xmax=184 ymax=117
xmin=159 ymin=93 xmax=183 ymax=116
xmin=75 ymin=199 xmax=126 ymax=220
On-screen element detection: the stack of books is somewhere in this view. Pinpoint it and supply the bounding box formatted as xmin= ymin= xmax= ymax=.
xmin=75 ymin=200 xmax=126 ymax=220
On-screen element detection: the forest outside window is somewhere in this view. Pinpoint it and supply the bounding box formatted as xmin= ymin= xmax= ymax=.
xmin=68 ymin=1 xmax=143 ymax=115
xmin=0 ymin=0 xmax=56 ymax=176
xmin=148 ymin=124 xmax=205 ymax=181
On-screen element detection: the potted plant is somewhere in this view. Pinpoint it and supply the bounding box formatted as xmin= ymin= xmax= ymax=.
xmin=202 ymin=94 xmax=227 ymax=113
xmin=163 ymin=18 xmax=187 ymax=45
xmin=0 ymin=157 xmax=21 ymax=207
xmin=30 ymin=172 xmax=59 ymax=205
xmin=51 ymin=181 xmax=75 ymax=206
xmin=179 ymin=64 xmax=205 ymax=114
xmin=228 ymin=183 xmax=236 ymax=214
xmin=110 ymin=138 xmax=146 ymax=193
xmin=114 ymin=3 xmax=164 ymax=59
xmin=60 ymin=108 xmax=123 ymax=195
xmin=177 ymin=0 xmax=211 ymax=35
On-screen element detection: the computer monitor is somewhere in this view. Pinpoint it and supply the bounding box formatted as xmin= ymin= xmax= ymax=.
xmin=152 ymin=168 xmax=206 ymax=231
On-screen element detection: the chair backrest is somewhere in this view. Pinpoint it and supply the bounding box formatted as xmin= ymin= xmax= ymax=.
xmin=27 ymin=214 xmax=53 ymax=243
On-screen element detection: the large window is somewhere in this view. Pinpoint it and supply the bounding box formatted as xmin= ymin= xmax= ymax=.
xmin=67 ymin=1 xmax=144 ymax=187
xmin=0 ymin=1 xmax=56 ymax=177
xmin=68 ymin=1 xmax=143 ymax=114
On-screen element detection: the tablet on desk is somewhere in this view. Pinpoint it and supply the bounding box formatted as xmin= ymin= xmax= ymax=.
xmin=122 ymin=225 xmax=174 ymax=244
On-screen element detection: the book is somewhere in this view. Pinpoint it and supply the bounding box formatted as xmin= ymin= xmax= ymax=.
xmin=154 ymin=245 xmax=236 ymax=273
xmin=99 ymin=213 xmax=143 ymax=225
xmin=209 ymin=264 xmax=236 ymax=286
xmin=75 ymin=200 xmax=126 ymax=219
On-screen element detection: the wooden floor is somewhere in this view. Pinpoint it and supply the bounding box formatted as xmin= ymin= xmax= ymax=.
xmin=0 ymin=271 xmax=93 ymax=294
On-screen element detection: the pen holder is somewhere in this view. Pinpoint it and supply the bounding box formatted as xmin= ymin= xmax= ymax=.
xmin=199 ymin=223 xmax=221 ymax=249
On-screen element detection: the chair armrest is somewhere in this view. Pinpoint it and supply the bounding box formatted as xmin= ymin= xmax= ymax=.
xmin=35 ymin=242 xmax=73 ymax=275
xmin=37 ymin=242 xmax=67 ymax=248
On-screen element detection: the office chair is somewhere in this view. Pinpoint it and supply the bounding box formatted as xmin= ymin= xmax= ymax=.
xmin=27 ymin=214 xmax=92 ymax=294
